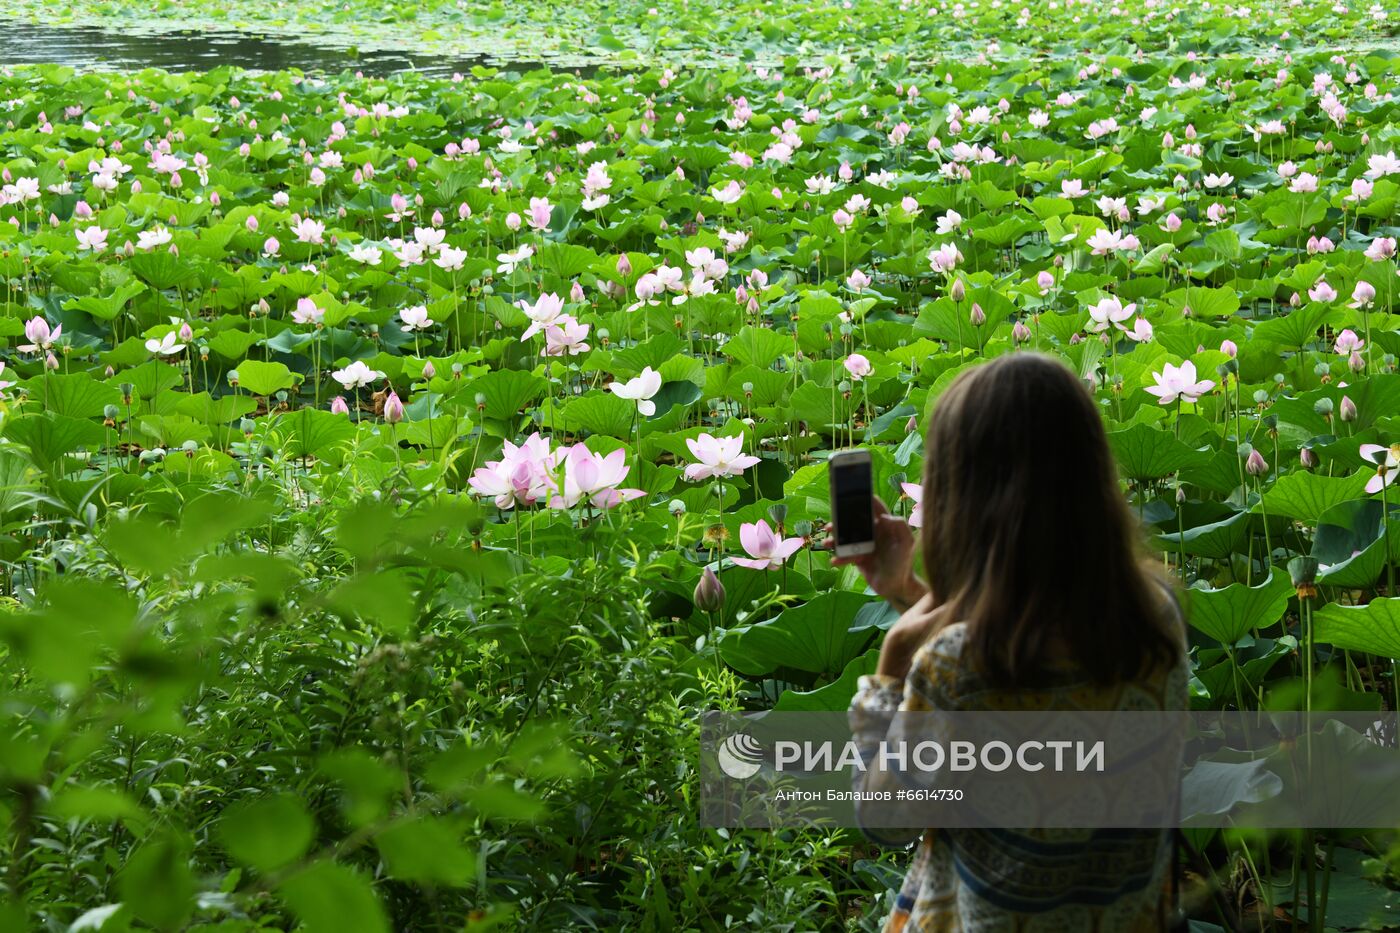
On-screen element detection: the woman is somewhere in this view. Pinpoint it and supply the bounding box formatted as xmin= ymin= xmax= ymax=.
xmin=837 ymin=352 xmax=1188 ymax=932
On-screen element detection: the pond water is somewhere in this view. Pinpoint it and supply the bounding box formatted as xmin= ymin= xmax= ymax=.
xmin=0 ymin=17 xmax=588 ymax=77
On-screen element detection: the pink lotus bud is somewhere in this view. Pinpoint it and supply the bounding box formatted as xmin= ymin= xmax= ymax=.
xmin=384 ymin=391 xmax=405 ymax=424
xmin=1036 ymin=270 xmax=1054 ymax=292
xmin=45 ymin=352 xmax=59 ymax=370
xmin=1245 ymin=449 xmax=1269 ymax=476
xmin=1353 ymin=281 xmax=1376 ymax=306
xmin=506 ymin=212 xmax=521 ymax=231
xmin=969 ymin=303 xmax=986 ymax=326
xmin=210 ymin=191 xmax=221 ymax=207
xmin=694 ymin=568 xmax=725 ymax=613
xmin=431 ymin=209 xmax=443 ymax=227
xmin=1349 ymin=351 xmax=1365 ymax=374
xmin=1300 ymin=447 xmax=1317 ymax=469
xmin=950 ymin=278 xmax=966 ymax=302
xmin=906 ymin=415 xmax=918 ymax=432
xmin=74 ymin=200 xmax=92 ymax=218
xmin=617 ymin=253 xmax=633 ymax=277
xmin=179 ymin=322 xmax=193 ymax=342
xmin=458 ymin=202 xmax=470 ymax=220
xmin=406 ymin=157 xmax=418 ymax=171
xmin=1220 ymin=339 xmax=1238 ymax=358
xmin=570 ymin=280 xmax=585 ymax=302
xmin=422 ymin=361 xmax=436 ymax=380
xmin=246 ymin=215 xmax=259 ymax=232
xmin=1013 ymin=321 xmax=1031 ymax=343
xmin=331 ymin=396 xmax=350 ymax=415
xmin=1339 ymin=395 xmax=1358 ymax=421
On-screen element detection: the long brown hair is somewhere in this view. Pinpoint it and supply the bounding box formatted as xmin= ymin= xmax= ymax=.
xmin=919 ymin=352 xmax=1184 ymax=687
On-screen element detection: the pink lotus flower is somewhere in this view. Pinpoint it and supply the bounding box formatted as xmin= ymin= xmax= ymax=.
xmin=548 ymin=443 xmax=644 ymax=510
xmin=901 ymin=481 xmax=924 ymax=529
xmin=844 ymin=353 xmax=872 ymax=380
xmin=1365 ymin=237 xmax=1396 ymax=261
xmin=75 ymin=226 xmax=108 ymax=253
xmin=846 ymin=268 xmax=871 ymax=292
xmin=469 ymin=432 xmax=556 ymax=509
xmin=684 ymin=433 xmax=760 ymax=481
xmin=1308 ymin=280 xmax=1337 ymax=303
xmin=18 ymin=316 xmax=59 ymax=352
xmin=517 ymin=293 xmax=567 ymax=341
xmin=731 ymin=519 xmax=804 ymax=570
xmin=608 ymin=366 xmax=663 ymax=415
xmin=1145 ymin=360 xmax=1214 ymax=405
xmin=291 ymin=217 xmax=325 ymax=244
xmin=1359 ymin=444 xmax=1400 ymax=494
xmin=292 ymin=298 xmax=323 ymax=326
xmin=527 ymin=196 xmax=552 ymax=231
xmin=1086 ymin=296 xmax=1135 ymax=333
xmin=1334 ymin=329 xmax=1365 ymax=355
xmin=1352 ymin=282 xmax=1377 ymax=307
xmin=543 ymin=320 xmax=590 ymax=356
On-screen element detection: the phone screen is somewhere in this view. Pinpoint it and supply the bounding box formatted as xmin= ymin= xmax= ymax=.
xmin=831 ymin=459 xmax=874 ymax=546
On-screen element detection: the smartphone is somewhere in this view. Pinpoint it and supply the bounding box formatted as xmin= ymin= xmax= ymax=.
xmin=829 ymin=449 xmax=876 ymax=557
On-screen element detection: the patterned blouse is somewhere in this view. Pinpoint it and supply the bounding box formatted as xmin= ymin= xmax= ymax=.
xmin=848 ymin=611 xmax=1189 ymax=933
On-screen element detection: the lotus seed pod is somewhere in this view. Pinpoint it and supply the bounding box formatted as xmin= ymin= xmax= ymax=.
xmin=768 ymin=503 xmax=788 ymax=526
xmin=668 ymin=499 xmax=686 ymax=516
xmin=103 ymin=405 xmax=120 ymax=421
xmin=240 ymin=418 xmax=255 ymax=434
xmin=1313 ymin=397 xmax=1334 ymax=417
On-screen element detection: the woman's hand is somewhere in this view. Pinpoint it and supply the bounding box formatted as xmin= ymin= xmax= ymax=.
xmin=830 ymin=496 xmax=929 ymax=613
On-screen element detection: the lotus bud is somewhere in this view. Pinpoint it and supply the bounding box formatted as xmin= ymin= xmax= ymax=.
xmin=421 ymin=360 xmax=436 ymax=380
xmin=506 ymin=211 xmax=521 ymax=231
xmin=617 ymin=253 xmax=633 ymax=277
xmin=45 ymin=352 xmax=58 ymax=370
xmin=1300 ymin=447 xmax=1317 ymax=469
xmin=570 ymin=280 xmax=585 ymax=303
xmin=1175 ymin=485 xmax=1186 ymax=504
xmin=1036 ymin=270 xmax=1054 ymax=292
xmin=330 ymin=396 xmax=349 ymax=415
xmin=431 ymin=209 xmax=443 ymax=227
xmin=1220 ymin=339 xmax=1238 ymax=358
xmin=1069 ymin=332 xmax=1082 ymax=345
xmin=950 ymin=278 xmax=966 ymax=302
xmin=1013 ymin=320 xmax=1031 ymax=343
xmin=969 ymin=303 xmax=986 ymax=326
xmin=1349 ymin=351 xmax=1365 ymax=374
xmin=694 ymin=568 xmax=725 ymax=614
xmin=1339 ymin=395 xmax=1357 ymax=422
xmin=906 ymin=415 xmax=918 ymax=432
xmin=1245 ymin=449 xmax=1269 ymax=477
xmin=179 ymin=322 xmax=193 ymax=342
xmin=384 ymin=392 xmax=405 ymax=424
